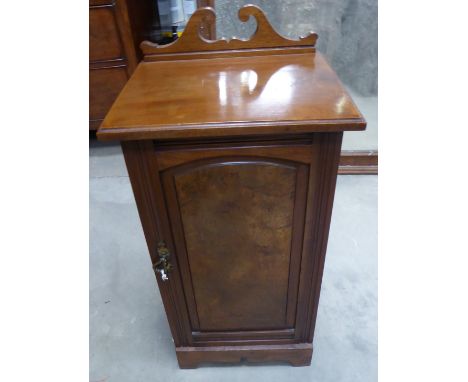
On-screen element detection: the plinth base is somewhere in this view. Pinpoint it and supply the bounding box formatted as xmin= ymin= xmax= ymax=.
xmin=176 ymin=343 xmax=313 ymax=369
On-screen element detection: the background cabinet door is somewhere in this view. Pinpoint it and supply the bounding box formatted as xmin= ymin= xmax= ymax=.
xmin=153 ymin=140 xmax=322 ymax=345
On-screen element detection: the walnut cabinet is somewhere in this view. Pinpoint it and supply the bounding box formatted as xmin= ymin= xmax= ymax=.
xmin=97 ymin=5 xmax=366 ymax=368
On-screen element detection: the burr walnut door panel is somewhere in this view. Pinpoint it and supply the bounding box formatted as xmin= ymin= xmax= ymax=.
xmin=154 ymin=140 xmax=321 ymax=344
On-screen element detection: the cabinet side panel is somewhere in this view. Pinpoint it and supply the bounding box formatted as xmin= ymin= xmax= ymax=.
xmin=305 ymin=132 xmax=343 ymax=342
xmin=121 ymin=140 xmax=193 ymax=346
xmin=289 ymin=133 xmax=343 ymax=342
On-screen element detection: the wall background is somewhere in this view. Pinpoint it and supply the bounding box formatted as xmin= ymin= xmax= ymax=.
xmin=215 ymin=0 xmax=378 ymax=151
xmin=215 ymin=0 xmax=377 ymax=97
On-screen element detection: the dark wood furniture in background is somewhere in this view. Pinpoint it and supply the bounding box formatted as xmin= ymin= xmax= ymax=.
xmin=89 ymin=0 xmax=151 ymax=130
xmin=98 ymin=5 xmax=366 ymax=368
xmin=89 ymin=0 xmax=215 ymax=131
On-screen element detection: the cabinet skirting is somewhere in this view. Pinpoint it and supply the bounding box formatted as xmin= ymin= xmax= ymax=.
xmin=176 ymin=343 xmax=313 ymax=368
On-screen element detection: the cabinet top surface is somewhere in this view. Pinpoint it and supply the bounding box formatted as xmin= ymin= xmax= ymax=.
xmin=98 ymin=52 xmax=365 ymax=141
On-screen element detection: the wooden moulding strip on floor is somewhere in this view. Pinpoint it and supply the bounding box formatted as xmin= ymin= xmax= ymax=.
xmin=338 ymin=150 xmax=378 ymax=175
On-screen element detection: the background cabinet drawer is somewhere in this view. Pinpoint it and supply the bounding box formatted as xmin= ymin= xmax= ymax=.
xmin=89 ymin=67 xmax=128 ymax=124
xmin=90 ymin=5 xmax=123 ymax=62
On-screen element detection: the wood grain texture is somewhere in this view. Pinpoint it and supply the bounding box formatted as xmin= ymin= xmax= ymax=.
xmin=89 ymin=66 xmax=128 ymax=122
xmin=192 ymin=328 xmax=295 ymax=342
xmin=176 ymin=343 xmax=313 ymax=368
xmin=123 ymin=0 xmax=156 ymax=63
xmin=304 ymin=133 xmax=343 ymax=343
xmin=155 ymin=139 xmax=317 ymax=342
xmin=121 ymin=140 xmax=197 ymax=347
xmin=141 ymin=5 xmax=317 ymax=56
xmin=98 ymin=5 xmax=365 ymax=139
xmin=171 ymin=161 xmax=296 ymax=331
xmin=112 ymin=0 xmax=138 ymax=73
xmin=97 ymin=4 xmax=366 ymax=368
xmin=155 ymin=142 xmax=315 ymax=170
xmin=119 ymin=134 xmax=346 ymax=365
xmin=89 ymin=0 xmax=156 ymax=130
xmin=338 ymin=150 xmax=378 ymax=174
xmin=89 ymin=5 xmax=124 ymax=61
xmin=98 ymin=53 xmax=365 ymax=141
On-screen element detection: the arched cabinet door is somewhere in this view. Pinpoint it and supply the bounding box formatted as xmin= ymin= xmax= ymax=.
xmin=162 ymin=157 xmax=305 ymax=331
xmin=145 ymin=138 xmax=327 ymax=347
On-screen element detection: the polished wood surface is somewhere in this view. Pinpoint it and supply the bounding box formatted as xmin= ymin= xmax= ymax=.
xmin=98 ymin=5 xmax=364 ymax=141
xmin=98 ymin=52 xmax=365 ymax=140
xmin=90 ymin=1 xmax=215 ymax=131
xmin=157 ymin=140 xmax=315 ymax=338
xmin=119 ymin=133 xmax=344 ymax=367
xmin=99 ymin=4 xmax=365 ymax=368
xmin=171 ymin=163 xmax=295 ymax=330
xmin=161 ymin=154 xmax=307 ymax=331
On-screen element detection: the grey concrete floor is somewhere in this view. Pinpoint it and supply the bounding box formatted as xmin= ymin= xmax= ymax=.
xmin=90 ymin=141 xmax=377 ymax=382
xmin=342 ymin=91 xmax=377 ymax=151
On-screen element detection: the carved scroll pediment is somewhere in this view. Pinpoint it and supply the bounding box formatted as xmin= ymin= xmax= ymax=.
xmin=141 ymin=4 xmax=318 ymax=57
